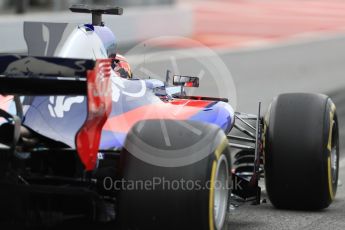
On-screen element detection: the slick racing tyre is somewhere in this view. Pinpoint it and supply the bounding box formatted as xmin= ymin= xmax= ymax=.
xmin=264 ymin=93 xmax=339 ymax=210
xmin=118 ymin=120 xmax=231 ymax=230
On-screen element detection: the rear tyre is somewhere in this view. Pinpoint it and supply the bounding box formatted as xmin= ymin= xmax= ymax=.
xmin=118 ymin=120 xmax=231 ymax=230
xmin=264 ymin=93 xmax=339 ymax=210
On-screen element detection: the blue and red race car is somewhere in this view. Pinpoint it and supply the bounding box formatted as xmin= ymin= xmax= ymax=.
xmin=0 ymin=5 xmax=340 ymax=229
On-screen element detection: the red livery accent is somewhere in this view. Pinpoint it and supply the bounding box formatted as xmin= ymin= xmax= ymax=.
xmin=76 ymin=59 xmax=112 ymax=171
xmin=103 ymin=99 xmax=212 ymax=133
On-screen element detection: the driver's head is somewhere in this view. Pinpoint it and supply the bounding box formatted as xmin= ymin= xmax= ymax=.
xmin=114 ymin=54 xmax=132 ymax=79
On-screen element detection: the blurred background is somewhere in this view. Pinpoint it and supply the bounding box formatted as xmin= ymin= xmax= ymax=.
xmin=0 ymin=0 xmax=176 ymax=14
xmin=1 ymin=0 xmax=345 ymax=113
xmin=1 ymin=0 xmax=345 ymax=127
xmin=2 ymin=0 xmax=345 ymax=53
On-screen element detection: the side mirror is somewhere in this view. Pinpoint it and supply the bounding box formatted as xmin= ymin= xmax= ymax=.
xmin=173 ymin=75 xmax=199 ymax=88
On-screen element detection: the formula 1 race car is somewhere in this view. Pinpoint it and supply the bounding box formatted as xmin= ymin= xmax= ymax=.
xmin=0 ymin=5 xmax=340 ymax=229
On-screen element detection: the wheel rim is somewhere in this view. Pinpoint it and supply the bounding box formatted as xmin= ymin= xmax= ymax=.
xmin=330 ymin=120 xmax=338 ymax=185
xmin=331 ymin=147 xmax=337 ymax=184
xmin=213 ymin=155 xmax=229 ymax=230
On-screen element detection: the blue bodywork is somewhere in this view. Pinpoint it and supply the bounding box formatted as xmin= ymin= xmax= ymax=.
xmin=1 ymin=24 xmax=235 ymax=150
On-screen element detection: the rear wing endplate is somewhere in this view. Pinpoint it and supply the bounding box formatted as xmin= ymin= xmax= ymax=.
xmin=0 ymin=55 xmax=112 ymax=171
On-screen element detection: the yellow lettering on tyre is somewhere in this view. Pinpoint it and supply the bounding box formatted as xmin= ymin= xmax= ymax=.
xmin=209 ymin=138 xmax=228 ymax=230
xmin=327 ymin=103 xmax=336 ymax=200
xmin=209 ymin=160 xmax=217 ymax=230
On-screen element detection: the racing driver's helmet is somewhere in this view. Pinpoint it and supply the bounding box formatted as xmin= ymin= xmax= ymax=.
xmin=114 ymin=54 xmax=133 ymax=79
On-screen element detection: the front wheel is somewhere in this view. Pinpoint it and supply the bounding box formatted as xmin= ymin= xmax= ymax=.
xmin=264 ymin=93 xmax=339 ymax=210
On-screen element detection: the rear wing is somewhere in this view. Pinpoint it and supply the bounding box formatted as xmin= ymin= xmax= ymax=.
xmin=0 ymin=55 xmax=112 ymax=171
xmin=0 ymin=55 xmax=95 ymax=95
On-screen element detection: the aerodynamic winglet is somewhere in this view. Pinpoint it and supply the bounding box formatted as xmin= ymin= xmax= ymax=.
xmin=70 ymin=4 xmax=123 ymax=26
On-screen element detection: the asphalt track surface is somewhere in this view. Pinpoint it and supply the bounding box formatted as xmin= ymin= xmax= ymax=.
xmin=125 ymin=34 xmax=345 ymax=229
